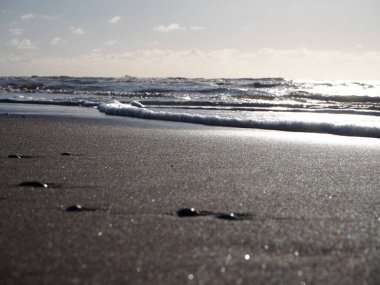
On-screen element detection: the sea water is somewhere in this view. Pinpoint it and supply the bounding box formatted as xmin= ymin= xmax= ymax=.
xmin=0 ymin=76 xmax=379 ymax=138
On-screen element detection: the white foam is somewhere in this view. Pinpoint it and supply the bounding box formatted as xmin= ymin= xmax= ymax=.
xmin=98 ymin=101 xmax=380 ymax=138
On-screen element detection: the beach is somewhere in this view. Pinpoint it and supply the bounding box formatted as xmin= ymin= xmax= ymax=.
xmin=1 ymin=106 xmax=380 ymax=284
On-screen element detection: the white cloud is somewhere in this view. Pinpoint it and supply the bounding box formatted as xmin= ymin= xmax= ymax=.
xmin=51 ymin=37 xmax=67 ymax=45
xmin=70 ymin=27 xmax=85 ymax=35
xmin=10 ymin=28 xmax=24 ymax=36
xmin=109 ymin=16 xmax=121 ymax=24
xmin=154 ymin=23 xmax=186 ymax=32
xmin=8 ymin=38 xmax=37 ymax=49
xmin=21 ymin=13 xmax=35 ymax=20
xmin=106 ymin=40 xmax=118 ymax=46
xmin=21 ymin=13 xmax=55 ymax=21
xmin=1 ymin=48 xmax=379 ymax=80
xmin=153 ymin=24 xmax=205 ymax=33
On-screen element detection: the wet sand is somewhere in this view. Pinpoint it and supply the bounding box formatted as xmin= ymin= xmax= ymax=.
xmin=1 ymin=110 xmax=380 ymax=285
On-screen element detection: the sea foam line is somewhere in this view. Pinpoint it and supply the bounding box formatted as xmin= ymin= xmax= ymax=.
xmin=98 ymin=101 xmax=380 ymax=138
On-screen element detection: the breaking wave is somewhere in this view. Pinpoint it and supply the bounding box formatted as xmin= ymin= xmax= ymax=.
xmin=98 ymin=101 xmax=380 ymax=138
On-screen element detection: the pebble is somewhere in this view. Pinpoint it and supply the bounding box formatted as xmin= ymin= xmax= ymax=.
xmin=175 ymin=208 xmax=252 ymax=220
xmin=65 ymin=204 xmax=97 ymax=212
xmin=8 ymin=154 xmax=33 ymax=159
xmin=216 ymin=213 xmax=238 ymax=220
xmin=176 ymin=208 xmax=201 ymax=217
xmin=8 ymin=154 xmax=21 ymax=159
xmin=60 ymin=152 xmax=81 ymax=156
xmin=19 ymin=181 xmax=48 ymax=188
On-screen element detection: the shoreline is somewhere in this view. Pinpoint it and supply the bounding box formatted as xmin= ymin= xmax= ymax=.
xmin=2 ymin=102 xmax=380 ymax=143
xmin=1 ymin=108 xmax=380 ymax=284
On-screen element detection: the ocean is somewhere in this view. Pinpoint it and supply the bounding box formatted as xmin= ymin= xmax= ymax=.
xmin=1 ymin=76 xmax=380 ymax=138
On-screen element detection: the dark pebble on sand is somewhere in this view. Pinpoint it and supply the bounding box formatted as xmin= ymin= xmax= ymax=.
xmin=61 ymin=152 xmax=81 ymax=156
xmin=177 ymin=208 xmax=201 ymax=217
xmin=216 ymin=213 xmax=238 ymax=220
xmin=8 ymin=154 xmax=21 ymax=159
xmin=19 ymin=181 xmax=48 ymax=188
xmin=65 ymin=205 xmax=97 ymax=212
xmin=66 ymin=205 xmax=83 ymax=212
xmin=8 ymin=154 xmax=33 ymax=159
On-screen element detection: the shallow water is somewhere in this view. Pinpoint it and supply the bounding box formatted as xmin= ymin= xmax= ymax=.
xmin=1 ymin=76 xmax=379 ymax=138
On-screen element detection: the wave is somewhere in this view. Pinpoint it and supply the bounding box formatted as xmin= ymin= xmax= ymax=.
xmin=3 ymin=97 xmax=380 ymax=117
xmin=98 ymin=101 xmax=380 ymax=138
xmin=289 ymin=91 xmax=380 ymax=103
xmin=1 ymin=76 xmax=379 ymax=104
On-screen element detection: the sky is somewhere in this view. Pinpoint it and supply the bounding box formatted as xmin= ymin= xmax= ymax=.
xmin=0 ymin=0 xmax=379 ymax=80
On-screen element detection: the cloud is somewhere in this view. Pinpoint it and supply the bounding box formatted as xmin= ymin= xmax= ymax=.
xmin=1 ymin=48 xmax=379 ymax=80
xmin=8 ymin=38 xmax=37 ymax=49
xmin=109 ymin=16 xmax=121 ymax=24
xmin=153 ymin=24 xmax=205 ymax=33
xmin=51 ymin=37 xmax=67 ymax=45
xmin=21 ymin=13 xmax=35 ymax=20
xmin=10 ymin=28 xmax=24 ymax=36
xmin=21 ymin=13 xmax=55 ymax=21
xmin=154 ymin=23 xmax=186 ymax=32
xmin=70 ymin=27 xmax=85 ymax=35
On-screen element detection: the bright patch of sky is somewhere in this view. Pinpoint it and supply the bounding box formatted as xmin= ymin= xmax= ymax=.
xmin=0 ymin=0 xmax=379 ymax=79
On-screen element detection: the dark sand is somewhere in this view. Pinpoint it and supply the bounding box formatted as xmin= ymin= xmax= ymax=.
xmin=1 ymin=108 xmax=380 ymax=285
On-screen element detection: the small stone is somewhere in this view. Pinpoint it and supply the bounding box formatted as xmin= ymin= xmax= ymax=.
xmin=61 ymin=152 xmax=81 ymax=156
xmin=9 ymin=154 xmax=32 ymax=159
xmin=66 ymin=205 xmax=83 ymax=212
xmin=8 ymin=154 xmax=21 ymax=159
xmin=216 ymin=213 xmax=238 ymax=220
xmin=176 ymin=208 xmax=201 ymax=217
xmin=19 ymin=181 xmax=48 ymax=188
xmin=65 ymin=204 xmax=97 ymax=212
